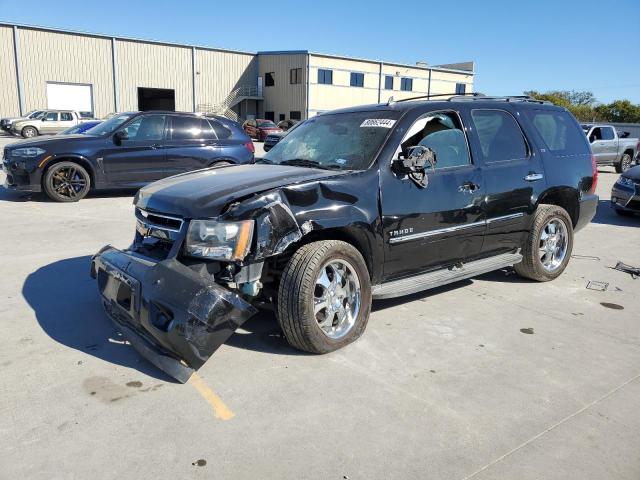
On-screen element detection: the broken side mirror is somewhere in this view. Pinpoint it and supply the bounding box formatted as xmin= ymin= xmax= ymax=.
xmin=392 ymin=145 xmax=437 ymax=188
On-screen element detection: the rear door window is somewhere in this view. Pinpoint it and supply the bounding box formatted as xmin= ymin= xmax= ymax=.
xmin=60 ymin=112 xmax=73 ymax=121
xmin=470 ymin=109 xmax=528 ymax=162
xmin=524 ymin=109 xmax=590 ymax=155
xmin=209 ymin=120 xmax=231 ymax=139
xmin=170 ymin=116 xmax=215 ymax=140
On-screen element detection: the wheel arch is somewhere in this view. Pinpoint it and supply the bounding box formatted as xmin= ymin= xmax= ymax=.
xmin=288 ymin=226 xmax=376 ymax=281
xmin=41 ymin=155 xmax=96 ymax=189
xmin=22 ymin=124 xmax=39 ymax=136
xmin=536 ymin=187 xmax=579 ymax=227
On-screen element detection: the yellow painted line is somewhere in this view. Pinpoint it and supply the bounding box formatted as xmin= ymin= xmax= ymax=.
xmin=187 ymin=372 xmax=235 ymax=421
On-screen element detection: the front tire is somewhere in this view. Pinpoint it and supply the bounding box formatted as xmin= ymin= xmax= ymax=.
xmin=514 ymin=204 xmax=574 ymax=282
xmin=22 ymin=126 xmax=38 ymax=138
xmin=43 ymin=162 xmax=91 ymax=202
xmin=277 ymin=240 xmax=371 ymax=354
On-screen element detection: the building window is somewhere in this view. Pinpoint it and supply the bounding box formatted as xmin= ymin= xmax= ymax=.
xmin=265 ymin=111 xmax=275 ymax=121
xmin=384 ymin=75 xmax=394 ymax=90
xmin=455 ymin=83 xmax=466 ymax=94
xmin=265 ymin=72 xmax=275 ymax=87
xmin=279 ymin=113 xmax=285 ymax=121
xmin=318 ymin=69 xmax=333 ymax=85
xmin=400 ymin=78 xmax=413 ymax=91
xmin=290 ymin=111 xmax=301 ymax=120
xmin=290 ymin=68 xmax=302 ymax=84
xmin=350 ymin=72 xmax=364 ymax=87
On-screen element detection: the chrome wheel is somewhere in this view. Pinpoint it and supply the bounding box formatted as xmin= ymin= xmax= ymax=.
xmin=313 ymin=259 xmax=361 ymax=339
xmin=621 ymin=154 xmax=631 ymax=173
xmin=538 ymin=218 xmax=568 ymax=272
xmin=51 ymin=165 xmax=88 ymax=199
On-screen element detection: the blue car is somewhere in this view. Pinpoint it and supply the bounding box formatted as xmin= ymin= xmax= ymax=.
xmin=3 ymin=112 xmax=255 ymax=202
xmin=59 ymin=120 xmax=102 ymax=135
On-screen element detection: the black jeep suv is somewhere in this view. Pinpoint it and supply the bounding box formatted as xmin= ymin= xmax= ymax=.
xmin=91 ymin=95 xmax=598 ymax=382
xmin=2 ymin=111 xmax=254 ymax=202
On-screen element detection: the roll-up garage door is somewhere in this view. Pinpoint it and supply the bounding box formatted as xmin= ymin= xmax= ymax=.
xmin=46 ymin=83 xmax=93 ymax=115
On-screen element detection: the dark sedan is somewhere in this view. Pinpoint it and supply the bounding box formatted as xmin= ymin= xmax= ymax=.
xmin=611 ymin=165 xmax=640 ymax=216
xmin=2 ymin=111 xmax=254 ymax=202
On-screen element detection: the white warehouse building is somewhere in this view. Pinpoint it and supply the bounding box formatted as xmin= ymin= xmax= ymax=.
xmin=0 ymin=22 xmax=475 ymax=123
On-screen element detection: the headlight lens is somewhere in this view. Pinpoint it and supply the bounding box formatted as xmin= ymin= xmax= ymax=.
xmin=617 ymin=176 xmax=634 ymax=187
xmin=185 ymin=219 xmax=254 ymax=261
xmin=12 ymin=147 xmax=46 ymax=157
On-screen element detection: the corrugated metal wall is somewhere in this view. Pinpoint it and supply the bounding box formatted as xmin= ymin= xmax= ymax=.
xmin=259 ymin=54 xmax=307 ymax=120
xmin=115 ymin=39 xmax=193 ymax=112
xmin=0 ymin=26 xmax=20 ymax=117
xmin=17 ymin=28 xmax=114 ymax=116
xmin=196 ymin=50 xmax=257 ymax=108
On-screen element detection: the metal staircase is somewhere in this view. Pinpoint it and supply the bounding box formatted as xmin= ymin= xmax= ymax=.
xmin=197 ymin=85 xmax=262 ymax=122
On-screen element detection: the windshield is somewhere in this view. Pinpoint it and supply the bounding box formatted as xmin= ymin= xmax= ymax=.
xmin=258 ymin=120 xmax=277 ymax=128
xmin=262 ymin=111 xmax=400 ymax=170
xmin=85 ymin=114 xmax=133 ymax=136
xmin=27 ymin=110 xmax=44 ymax=119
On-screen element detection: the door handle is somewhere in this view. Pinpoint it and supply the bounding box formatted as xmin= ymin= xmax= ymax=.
xmin=524 ymin=172 xmax=544 ymax=181
xmin=458 ymin=181 xmax=480 ymax=193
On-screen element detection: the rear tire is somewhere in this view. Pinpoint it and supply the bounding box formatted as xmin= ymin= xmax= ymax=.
xmin=22 ymin=126 xmax=38 ymax=138
xmin=277 ymin=240 xmax=371 ymax=354
xmin=514 ymin=204 xmax=574 ymax=282
xmin=615 ymin=153 xmax=632 ymax=173
xmin=43 ymin=161 xmax=91 ymax=202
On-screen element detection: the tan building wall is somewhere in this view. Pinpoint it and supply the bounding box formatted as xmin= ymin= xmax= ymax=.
xmin=17 ymin=28 xmax=115 ymax=117
xmin=259 ymin=53 xmax=307 ymax=120
xmin=196 ymin=50 xmax=257 ymax=109
xmin=115 ymin=39 xmax=193 ymax=112
xmin=0 ymin=26 xmax=20 ymax=117
xmin=308 ymin=54 xmax=474 ymax=116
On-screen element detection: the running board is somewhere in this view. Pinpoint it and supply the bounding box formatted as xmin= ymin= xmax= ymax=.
xmin=372 ymin=251 xmax=522 ymax=300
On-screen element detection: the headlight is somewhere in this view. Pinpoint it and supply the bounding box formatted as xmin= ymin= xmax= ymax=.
xmin=185 ymin=219 xmax=254 ymax=261
xmin=12 ymin=147 xmax=46 ymax=157
xmin=617 ymin=176 xmax=634 ymax=187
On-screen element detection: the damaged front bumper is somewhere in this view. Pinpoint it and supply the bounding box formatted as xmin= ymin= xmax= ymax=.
xmin=90 ymin=246 xmax=257 ymax=383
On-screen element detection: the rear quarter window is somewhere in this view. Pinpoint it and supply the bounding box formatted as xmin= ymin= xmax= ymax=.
xmin=525 ymin=109 xmax=590 ymax=156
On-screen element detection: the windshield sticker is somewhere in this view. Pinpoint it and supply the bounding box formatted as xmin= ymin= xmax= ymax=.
xmin=360 ymin=119 xmax=396 ymax=128
xmin=335 ymin=158 xmax=348 ymax=165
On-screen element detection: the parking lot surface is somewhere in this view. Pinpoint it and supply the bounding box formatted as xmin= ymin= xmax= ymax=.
xmin=1 ymin=133 xmax=639 ymax=480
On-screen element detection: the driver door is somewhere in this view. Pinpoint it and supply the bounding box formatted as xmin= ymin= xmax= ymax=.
xmin=101 ymin=114 xmax=167 ymax=186
xmin=380 ymin=110 xmax=486 ymax=281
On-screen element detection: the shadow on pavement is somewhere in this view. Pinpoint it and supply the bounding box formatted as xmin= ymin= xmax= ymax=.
xmin=591 ymin=200 xmax=639 ymax=227
xmin=0 ymin=186 xmax=136 ymax=203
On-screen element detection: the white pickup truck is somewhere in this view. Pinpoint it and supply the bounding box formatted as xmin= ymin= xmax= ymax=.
xmin=10 ymin=110 xmax=90 ymax=138
xmin=582 ymin=123 xmax=640 ymax=173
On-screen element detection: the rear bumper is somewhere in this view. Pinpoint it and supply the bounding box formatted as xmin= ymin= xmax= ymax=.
xmin=91 ymin=246 xmax=257 ymax=382
xmin=575 ymin=193 xmax=598 ymax=232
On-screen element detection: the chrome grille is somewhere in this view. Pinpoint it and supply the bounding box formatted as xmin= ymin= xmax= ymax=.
xmin=135 ymin=209 xmax=183 ymax=232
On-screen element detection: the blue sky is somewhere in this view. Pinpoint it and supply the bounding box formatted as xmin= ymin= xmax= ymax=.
xmin=2 ymin=0 xmax=639 ymax=103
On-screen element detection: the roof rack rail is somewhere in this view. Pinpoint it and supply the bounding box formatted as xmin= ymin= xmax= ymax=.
xmin=448 ymin=94 xmax=551 ymax=104
xmin=387 ymin=92 xmax=552 ymax=105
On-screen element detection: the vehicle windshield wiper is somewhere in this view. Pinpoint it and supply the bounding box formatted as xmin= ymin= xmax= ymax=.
xmin=279 ymin=159 xmax=341 ymax=170
xmin=254 ymin=158 xmax=274 ymax=164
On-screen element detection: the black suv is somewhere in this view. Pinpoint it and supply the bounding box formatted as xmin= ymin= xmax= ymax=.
xmin=2 ymin=111 xmax=254 ymax=202
xmin=91 ymin=96 xmax=598 ymax=382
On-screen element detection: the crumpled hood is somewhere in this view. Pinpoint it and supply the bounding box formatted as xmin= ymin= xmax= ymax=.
xmin=623 ymin=165 xmax=640 ymax=181
xmin=134 ymin=164 xmax=348 ymax=218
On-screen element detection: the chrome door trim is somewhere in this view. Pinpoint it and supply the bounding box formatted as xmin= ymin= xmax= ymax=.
xmin=486 ymin=212 xmax=525 ymax=224
xmin=389 ymin=220 xmax=485 ymax=244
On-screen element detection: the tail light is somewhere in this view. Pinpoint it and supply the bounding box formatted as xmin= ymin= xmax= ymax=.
xmin=590 ymin=154 xmax=598 ymax=194
xmin=244 ymin=141 xmax=255 ymax=153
